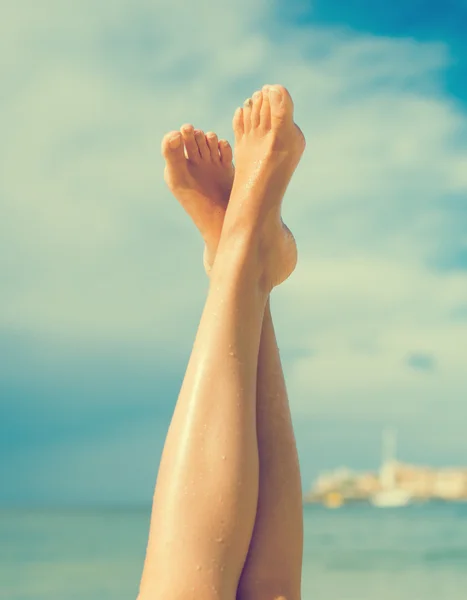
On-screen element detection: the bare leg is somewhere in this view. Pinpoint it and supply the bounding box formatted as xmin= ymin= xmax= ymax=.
xmin=237 ymin=298 xmax=303 ymax=600
xmin=138 ymin=243 xmax=267 ymax=600
xmin=138 ymin=85 xmax=304 ymax=600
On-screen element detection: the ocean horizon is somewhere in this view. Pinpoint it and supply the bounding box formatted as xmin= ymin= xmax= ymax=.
xmin=2 ymin=502 xmax=467 ymax=599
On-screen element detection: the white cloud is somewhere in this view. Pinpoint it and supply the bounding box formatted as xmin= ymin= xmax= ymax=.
xmin=1 ymin=0 xmax=466 ymax=433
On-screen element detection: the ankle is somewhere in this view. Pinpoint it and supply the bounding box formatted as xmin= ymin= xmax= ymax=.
xmin=210 ymin=237 xmax=270 ymax=297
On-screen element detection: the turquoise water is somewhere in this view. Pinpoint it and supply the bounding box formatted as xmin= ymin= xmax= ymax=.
xmin=1 ymin=503 xmax=467 ymax=599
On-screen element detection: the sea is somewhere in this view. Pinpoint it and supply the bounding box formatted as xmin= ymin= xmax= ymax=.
xmin=1 ymin=502 xmax=467 ymax=600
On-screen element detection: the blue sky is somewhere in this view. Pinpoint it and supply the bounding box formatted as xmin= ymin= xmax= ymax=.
xmin=281 ymin=0 xmax=467 ymax=102
xmin=1 ymin=0 xmax=467 ymax=507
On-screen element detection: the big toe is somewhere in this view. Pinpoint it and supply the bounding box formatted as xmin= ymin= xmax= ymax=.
xmin=161 ymin=131 xmax=185 ymax=162
xmin=268 ymin=84 xmax=294 ymax=124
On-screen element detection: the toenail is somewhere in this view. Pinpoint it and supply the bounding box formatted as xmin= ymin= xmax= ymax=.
xmin=269 ymin=87 xmax=282 ymax=105
xmin=253 ymin=91 xmax=261 ymax=100
xmin=243 ymin=98 xmax=253 ymax=107
xmin=169 ymin=134 xmax=181 ymax=149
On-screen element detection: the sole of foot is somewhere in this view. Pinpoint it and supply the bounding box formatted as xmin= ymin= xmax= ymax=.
xmin=161 ymin=125 xmax=235 ymax=271
xmin=219 ymin=84 xmax=305 ymax=292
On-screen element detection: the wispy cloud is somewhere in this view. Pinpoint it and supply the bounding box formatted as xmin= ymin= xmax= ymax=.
xmin=1 ymin=0 xmax=466 ymax=502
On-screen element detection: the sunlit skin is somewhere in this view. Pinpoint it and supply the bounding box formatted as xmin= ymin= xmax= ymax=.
xmin=138 ymin=85 xmax=305 ymax=600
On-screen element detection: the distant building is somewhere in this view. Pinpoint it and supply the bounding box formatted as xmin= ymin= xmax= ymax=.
xmin=433 ymin=469 xmax=467 ymax=500
xmin=305 ymin=463 xmax=467 ymax=505
xmin=305 ymin=430 xmax=467 ymax=505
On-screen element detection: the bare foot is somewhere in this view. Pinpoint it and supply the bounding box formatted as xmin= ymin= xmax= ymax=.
xmin=218 ymin=84 xmax=305 ymax=290
xmin=161 ymin=125 xmax=234 ymax=271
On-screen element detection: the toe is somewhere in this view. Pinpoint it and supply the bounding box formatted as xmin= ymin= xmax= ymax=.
xmin=271 ymin=84 xmax=294 ymax=109
xmin=218 ymin=139 xmax=233 ymax=166
xmin=161 ymin=131 xmax=185 ymax=160
xmin=232 ymin=107 xmax=244 ymax=139
xmin=251 ymin=90 xmax=263 ymax=128
xmin=194 ymin=129 xmax=210 ymax=160
xmin=260 ymin=85 xmax=272 ymax=130
xmin=180 ymin=124 xmax=200 ymax=161
xmin=268 ymin=84 xmax=294 ymax=124
xmin=243 ymin=97 xmax=253 ymax=133
xmin=206 ymin=132 xmax=220 ymax=162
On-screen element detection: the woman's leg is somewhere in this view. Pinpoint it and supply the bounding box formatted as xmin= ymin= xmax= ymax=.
xmin=138 ymin=84 xmax=304 ymax=600
xmin=138 ymin=241 xmax=267 ymax=600
xmin=237 ymin=299 xmax=303 ymax=600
